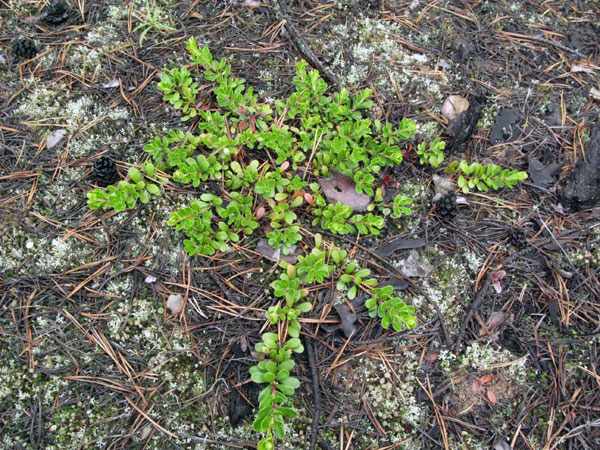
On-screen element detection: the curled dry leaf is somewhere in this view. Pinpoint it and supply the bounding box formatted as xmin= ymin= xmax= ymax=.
xmin=441 ymin=95 xmax=470 ymax=122
xmin=303 ymin=192 xmax=314 ymax=205
xmin=432 ymin=174 xmax=455 ymax=196
xmin=240 ymin=0 xmax=263 ymax=7
xmin=491 ymin=269 xmax=506 ymax=294
xmin=571 ymin=62 xmax=597 ymax=74
xmin=101 ymin=78 xmax=120 ymax=88
xmin=167 ymin=294 xmax=184 ymax=315
xmin=46 ymin=129 xmax=67 ymax=149
xmin=319 ymin=170 xmax=370 ymax=212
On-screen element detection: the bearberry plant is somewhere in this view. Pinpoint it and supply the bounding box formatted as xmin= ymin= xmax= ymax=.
xmin=86 ymin=37 xmax=527 ymax=448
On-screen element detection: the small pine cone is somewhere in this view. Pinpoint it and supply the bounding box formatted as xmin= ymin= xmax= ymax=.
xmin=434 ymin=192 xmax=458 ymax=219
xmin=42 ymin=0 xmax=69 ymax=25
xmin=508 ymin=228 xmax=526 ymax=249
xmin=12 ymin=39 xmax=38 ymax=60
xmin=93 ymin=156 xmax=119 ymax=187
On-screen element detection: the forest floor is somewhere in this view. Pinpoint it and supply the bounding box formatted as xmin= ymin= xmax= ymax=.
xmin=1 ymin=1 xmax=600 ymax=449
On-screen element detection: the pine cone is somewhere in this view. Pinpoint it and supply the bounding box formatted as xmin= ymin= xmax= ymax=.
xmin=434 ymin=192 xmax=458 ymax=219
xmin=42 ymin=0 xmax=69 ymax=25
xmin=93 ymin=156 xmax=119 ymax=187
xmin=12 ymin=39 xmax=38 ymax=60
xmin=508 ymin=228 xmax=526 ymax=249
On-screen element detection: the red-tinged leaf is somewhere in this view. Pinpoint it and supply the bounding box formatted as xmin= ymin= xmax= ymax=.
xmin=303 ymin=192 xmax=314 ymax=205
xmin=249 ymin=116 xmax=256 ymax=132
xmin=487 ymin=389 xmax=497 ymax=404
xmin=280 ymin=161 xmax=290 ymax=172
xmin=256 ymin=206 xmax=266 ymax=220
xmin=472 ymin=376 xmax=483 ymax=392
xmin=480 ymin=374 xmax=493 ymax=384
xmin=424 ymin=352 xmax=439 ymax=362
xmin=491 ymin=269 xmax=506 ymax=294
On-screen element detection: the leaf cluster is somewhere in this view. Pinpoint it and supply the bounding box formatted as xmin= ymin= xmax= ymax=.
xmin=365 ymin=286 xmax=417 ymax=331
xmin=87 ymin=166 xmax=161 ymax=211
xmin=416 ymin=137 xmax=445 ymax=168
xmin=446 ymin=160 xmax=528 ymax=193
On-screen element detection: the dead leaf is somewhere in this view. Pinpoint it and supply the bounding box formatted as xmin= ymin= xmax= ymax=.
xmin=101 ymin=78 xmax=120 ymax=88
xmin=485 ymin=311 xmax=509 ymax=331
xmin=303 ymin=192 xmax=314 ymax=205
xmin=376 ymin=237 xmax=426 ymax=257
xmin=441 ymin=95 xmax=469 ymax=122
xmin=319 ymin=170 xmax=370 ymax=212
xmin=591 ymin=87 xmax=600 ymax=100
xmin=491 ymin=269 xmax=506 ymax=294
xmin=255 ymin=238 xmax=298 ymax=264
xmin=571 ymin=62 xmax=597 ymax=73
xmin=397 ymin=250 xmax=433 ymax=278
xmin=334 ymin=302 xmax=357 ymax=337
xmin=528 ymin=156 xmax=561 ymax=189
xmin=255 ymin=206 xmax=266 ymax=220
xmin=494 ymin=439 xmax=511 ymax=450
xmin=46 ymin=129 xmax=67 ymax=149
xmin=424 ymin=352 xmax=439 ymax=362
xmin=472 ymin=376 xmax=483 ymax=392
xmin=167 ymin=294 xmax=184 ymax=315
xmin=432 ymin=175 xmax=455 ymax=196
xmin=487 ymin=389 xmax=497 ymax=404
xmin=240 ymin=0 xmax=263 ymax=7
xmin=480 ymin=374 xmax=494 ymax=384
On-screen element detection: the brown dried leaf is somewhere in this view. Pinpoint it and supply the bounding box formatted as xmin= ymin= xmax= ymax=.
xmin=487 ymin=389 xmax=497 ymax=404
xmin=424 ymin=352 xmax=439 ymax=362
xmin=472 ymin=376 xmax=483 ymax=392
xmin=319 ymin=170 xmax=370 ymax=212
xmin=571 ymin=62 xmax=597 ymax=73
xmin=480 ymin=374 xmax=494 ymax=384
xmin=486 ymin=311 xmax=509 ymax=331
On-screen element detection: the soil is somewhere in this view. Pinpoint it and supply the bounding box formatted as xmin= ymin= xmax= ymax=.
xmin=1 ymin=1 xmax=599 ymax=449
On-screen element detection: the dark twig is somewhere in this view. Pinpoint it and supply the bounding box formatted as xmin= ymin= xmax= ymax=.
xmin=304 ymin=333 xmax=321 ymax=450
xmin=454 ymin=278 xmax=491 ymax=352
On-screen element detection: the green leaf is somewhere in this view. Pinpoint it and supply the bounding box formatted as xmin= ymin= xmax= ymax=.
xmin=296 ymin=302 xmax=313 ymax=313
xmin=146 ymin=183 xmax=160 ymax=195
